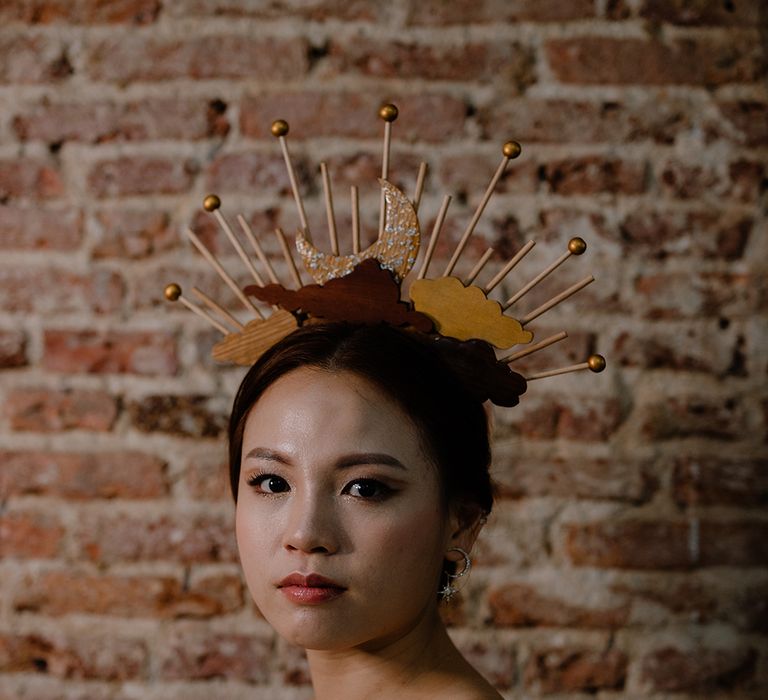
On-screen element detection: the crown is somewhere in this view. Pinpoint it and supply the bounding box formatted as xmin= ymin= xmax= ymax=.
xmin=164 ymin=103 xmax=605 ymax=407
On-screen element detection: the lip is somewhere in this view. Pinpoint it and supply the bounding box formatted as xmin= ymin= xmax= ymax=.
xmin=277 ymin=572 xmax=346 ymax=605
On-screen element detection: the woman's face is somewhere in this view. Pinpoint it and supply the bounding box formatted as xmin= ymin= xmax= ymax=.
xmin=235 ymin=367 xmax=457 ymax=651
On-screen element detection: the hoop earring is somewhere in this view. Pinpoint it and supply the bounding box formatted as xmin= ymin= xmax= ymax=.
xmin=439 ymin=547 xmax=471 ymax=602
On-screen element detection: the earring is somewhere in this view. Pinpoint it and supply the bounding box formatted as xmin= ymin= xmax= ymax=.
xmin=439 ymin=547 xmax=472 ymax=602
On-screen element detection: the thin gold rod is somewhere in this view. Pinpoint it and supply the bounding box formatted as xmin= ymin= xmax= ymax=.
xmin=190 ymin=286 xmax=244 ymax=331
xmin=500 ymin=331 xmax=568 ymax=364
xmin=463 ymin=247 xmax=494 ymax=286
xmin=351 ymin=186 xmax=360 ymax=254
xmin=484 ymin=240 xmax=535 ymax=293
xmin=521 ymin=275 xmax=595 ymax=326
xmin=278 ymin=134 xmax=311 ymax=243
xmin=213 ymin=210 xmax=264 ymax=286
xmin=443 ymin=153 xmax=510 ymax=277
xmin=417 ymin=194 xmax=451 ymax=280
xmin=503 ymin=250 xmax=572 ymax=310
xmin=237 ymin=215 xmax=280 ymax=285
xmin=274 ymin=227 xmax=302 ymax=288
xmin=413 ymin=162 xmax=427 ymax=212
xmin=526 ymin=361 xmax=592 ymax=381
xmin=178 ymin=294 xmax=230 ymax=335
xmin=320 ymin=162 xmax=339 ymax=255
xmin=184 ymin=227 xmax=263 ymax=317
xmin=379 ymin=120 xmax=392 ymax=237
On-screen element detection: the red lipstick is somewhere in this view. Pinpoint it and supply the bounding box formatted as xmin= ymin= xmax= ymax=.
xmin=277 ymin=573 xmax=346 ymax=604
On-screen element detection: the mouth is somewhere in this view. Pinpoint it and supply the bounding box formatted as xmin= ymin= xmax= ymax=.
xmin=277 ymin=573 xmax=347 ymax=604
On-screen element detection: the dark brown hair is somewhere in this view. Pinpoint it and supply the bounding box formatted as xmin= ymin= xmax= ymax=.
xmin=228 ymin=322 xmax=494 ymax=521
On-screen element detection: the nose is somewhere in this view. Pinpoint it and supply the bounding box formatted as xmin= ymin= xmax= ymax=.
xmin=282 ymin=489 xmax=339 ymax=555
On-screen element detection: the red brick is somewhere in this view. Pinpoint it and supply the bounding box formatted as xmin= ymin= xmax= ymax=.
xmin=87 ymin=35 xmax=308 ymax=82
xmin=160 ymin=632 xmax=271 ymax=682
xmin=547 ymin=37 xmax=763 ymax=86
xmin=185 ymin=453 xmax=230 ymax=501
xmin=167 ymin=0 xmax=383 ymax=21
xmin=439 ymin=153 xmax=538 ymax=199
xmin=619 ymin=209 xmax=752 ymax=260
xmin=324 ymin=39 xmax=536 ymax=88
xmin=406 ymin=0 xmax=594 ymax=23
xmin=640 ymin=646 xmax=756 ymax=692
xmin=128 ymin=395 xmax=227 ymax=438
xmin=541 ymin=157 xmax=646 ymax=195
xmin=659 ymin=158 xmax=764 ymax=203
xmin=0 ymin=267 xmax=123 ymax=314
xmin=43 ymin=329 xmax=178 ymax=375
xmin=0 ymin=512 xmax=64 ymax=558
xmin=634 ymin=271 xmax=763 ymax=319
xmin=13 ymin=98 xmax=229 ymax=144
xmin=0 ymin=0 xmax=161 ymax=24
xmin=510 ymin=397 xmax=625 ymax=442
xmin=524 ymin=646 xmax=627 ymax=693
xmin=241 ymin=91 xmax=467 ymax=142
xmin=0 ymin=450 xmax=168 ymax=499
xmin=610 ymin=578 xmax=718 ymax=619
xmin=0 ymin=35 xmax=72 ymax=84
xmin=0 ymin=159 xmax=64 ymax=200
xmin=639 ymin=0 xmax=761 ymax=26
xmin=565 ymin=519 xmax=768 ymax=569
xmin=76 ymin=513 xmax=237 ymax=564
xmin=0 ymin=206 xmax=83 ymax=250
xmin=0 ymin=632 xmax=147 ymax=680
xmin=5 ymin=388 xmax=118 ymax=432
xmin=493 ymin=456 xmax=655 ymax=503
xmin=0 ymin=329 xmax=28 ymax=368
xmin=612 ymin=322 xmax=745 ymax=375
xmin=87 ymin=157 xmax=198 ymax=198
xmin=673 ymin=457 xmax=768 ymax=508
xmin=14 ymin=570 xmax=243 ymax=618
xmin=488 ymin=583 xmax=629 ymax=628
xmin=642 ymin=395 xmax=746 ymax=441
xmin=92 ymin=208 xmax=177 ymax=259
xmin=718 ymin=101 xmax=768 ymax=147
xmin=206 ymin=152 xmax=294 ymax=195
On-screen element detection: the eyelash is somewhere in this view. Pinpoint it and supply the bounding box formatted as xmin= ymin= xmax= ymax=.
xmin=244 ymin=473 xmax=394 ymax=501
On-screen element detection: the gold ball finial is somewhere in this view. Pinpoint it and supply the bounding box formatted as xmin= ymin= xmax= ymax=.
xmin=203 ymin=194 xmax=221 ymax=212
xmin=568 ymin=237 xmax=587 ymax=255
xmin=502 ymin=141 xmax=522 ymax=159
xmin=271 ymin=119 xmax=289 ymax=137
xmin=164 ymin=283 xmax=182 ymax=301
xmin=379 ymin=103 xmax=399 ymax=122
xmin=587 ymin=354 xmax=606 ymax=373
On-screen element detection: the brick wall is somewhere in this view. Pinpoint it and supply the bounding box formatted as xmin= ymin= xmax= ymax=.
xmin=0 ymin=1 xmax=766 ymax=698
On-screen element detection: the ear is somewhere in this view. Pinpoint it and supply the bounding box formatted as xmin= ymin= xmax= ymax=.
xmin=444 ymin=504 xmax=488 ymax=561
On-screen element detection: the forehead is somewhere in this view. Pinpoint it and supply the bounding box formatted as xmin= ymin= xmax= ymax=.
xmin=241 ymin=367 xmax=431 ymax=468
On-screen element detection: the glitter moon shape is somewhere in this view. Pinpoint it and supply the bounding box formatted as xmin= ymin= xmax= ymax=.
xmin=296 ymin=179 xmax=420 ymax=285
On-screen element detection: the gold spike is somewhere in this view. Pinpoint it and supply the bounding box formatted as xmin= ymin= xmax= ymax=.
xmin=237 ymin=215 xmax=280 ymax=285
xmin=274 ymin=227 xmax=303 ymax=288
xmin=526 ymin=354 xmax=606 ymax=381
xmin=413 ymin=162 xmax=427 ymax=212
xmin=190 ymin=286 xmax=244 ymax=331
xmin=503 ymin=237 xmax=587 ymax=311
xmin=378 ymin=103 xmax=398 ymax=237
xmin=443 ymin=141 xmax=521 ymax=277
xmin=521 ymin=275 xmax=594 ymax=326
xmin=463 ymin=247 xmax=494 ymax=286
xmin=209 ymin=205 xmax=264 ymax=287
xmin=272 ymin=119 xmax=311 ymax=243
xmin=500 ymin=331 xmax=568 ymax=364
xmin=164 ymin=283 xmax=230 ymax=335
xmin=484 ymin=240 xmax=535 ymax=293
xmin=417 ymin=194 xmax=451 ymax=280
xmin=320 ymin=162 xmax=339 ymax=255
xmin=351 ymin=185 xmax=360 ymax=254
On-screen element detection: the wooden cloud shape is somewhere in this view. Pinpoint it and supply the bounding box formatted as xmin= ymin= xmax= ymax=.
xmin=410 ymin=277 xmax=533 ymax=349
xmin=296 ymin=179 xmax=420 ymax=285
xmin=212 ymin=310 xmax=298 ymax=366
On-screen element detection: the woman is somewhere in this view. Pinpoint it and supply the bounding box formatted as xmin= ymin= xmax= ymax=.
xmin=229 ymin=321 xmax=504 ymax=699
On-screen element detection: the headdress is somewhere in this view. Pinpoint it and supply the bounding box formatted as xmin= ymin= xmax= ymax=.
xmin=164 ymin=104 xmax=605 ymax=407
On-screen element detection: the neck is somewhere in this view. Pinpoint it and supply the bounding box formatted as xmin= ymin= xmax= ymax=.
xmin=306 ymin=608 xmax=472 ymax=700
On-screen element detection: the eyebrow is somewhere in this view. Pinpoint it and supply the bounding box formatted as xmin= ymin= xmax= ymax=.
xmin=244 ymin=448 xmax=406 ymax=470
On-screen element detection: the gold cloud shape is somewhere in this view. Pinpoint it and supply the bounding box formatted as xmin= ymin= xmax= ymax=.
xmin=410 ymin=277 xmax=533 ymax=349
xmin=212 ymin=310 xmax=298 ymax=366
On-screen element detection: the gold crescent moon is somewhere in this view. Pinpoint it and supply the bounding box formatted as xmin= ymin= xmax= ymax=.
xmin=296 ymin=179 xmax=420 ymax=285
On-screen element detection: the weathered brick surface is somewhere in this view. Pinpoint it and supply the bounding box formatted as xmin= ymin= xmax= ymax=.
xmin=0 ymin=2 xmax=766 ymax=698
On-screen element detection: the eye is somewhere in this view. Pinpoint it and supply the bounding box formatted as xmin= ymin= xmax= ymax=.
xmin=344 ymin=479 xmax=392 ymax=500
xmin=247 ymin=474 xmax=290 ymax=494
